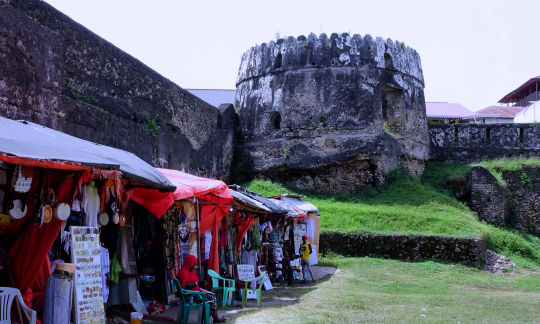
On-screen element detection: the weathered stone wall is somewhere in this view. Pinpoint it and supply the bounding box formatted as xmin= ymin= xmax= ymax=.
xmin=235 ymin=33 xmax=429 ymax=192
xmin=320 ymin=232 xmax=486 ymax=266
xmin=0 ymin=0 xmax=235 ymax=180
xmin=471 ymin=166 xmax=540 ymax=234
xmin=470 ymin=166 xmax=507 ymax=227
xmin=429 ymin=124 xmax=540 ymax=163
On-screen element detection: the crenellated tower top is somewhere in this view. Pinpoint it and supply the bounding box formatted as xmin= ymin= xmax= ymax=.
xmin=236 ymin=33 xmax=424 ymax=86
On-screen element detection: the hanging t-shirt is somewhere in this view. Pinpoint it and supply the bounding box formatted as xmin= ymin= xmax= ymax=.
xmin=81 ymin=184 xmax=100 ymax=227
xmin=100 ymin=246 xmax=110 ymax=303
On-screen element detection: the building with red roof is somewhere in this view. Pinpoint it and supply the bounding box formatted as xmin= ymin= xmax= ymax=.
xmin=425 ymin=102 xmax=475 ymax=123
xmin=469 ymin=106 xmax=525 ymax=124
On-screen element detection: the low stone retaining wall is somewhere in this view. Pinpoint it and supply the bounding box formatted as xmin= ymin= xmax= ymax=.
xmin=320 ymin=232 xmax=486 ymax=266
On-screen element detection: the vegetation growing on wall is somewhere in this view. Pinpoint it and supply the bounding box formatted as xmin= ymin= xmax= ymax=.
xmin=474 ymin=156 xmax=540 ymax=186
xmin=138 ymin=111 xmax=160 ymax=137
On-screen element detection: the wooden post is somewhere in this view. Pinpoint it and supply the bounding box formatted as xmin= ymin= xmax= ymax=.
xmin=196 ymin=199 xmax=202 ymax=279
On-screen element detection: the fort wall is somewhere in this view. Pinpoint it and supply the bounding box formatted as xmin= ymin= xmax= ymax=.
xmin=429 ymin=124 xmax=540 ymax=163
xmin=0 ymin=0 xmax=235 ymax=180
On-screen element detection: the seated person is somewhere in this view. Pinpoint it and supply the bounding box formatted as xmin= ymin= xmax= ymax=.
xmin=177 ymin=255 xmax=226 ymax=323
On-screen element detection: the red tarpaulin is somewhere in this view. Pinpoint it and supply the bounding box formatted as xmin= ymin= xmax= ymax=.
xmin=157 ymin=168 xmax=231 ymax=203
xmin=0 ymin=154 xmax=91 ymax=171
xmin=199 ymin=204 xmax=230 ymax=274
xmin=130 ymin=168 xmax=232 ymax=219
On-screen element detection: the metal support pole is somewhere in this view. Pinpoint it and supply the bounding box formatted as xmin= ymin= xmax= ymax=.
xmin=196 ymin=198 xmax=202 ymax=279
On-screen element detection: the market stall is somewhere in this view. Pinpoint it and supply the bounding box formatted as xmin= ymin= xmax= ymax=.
xmin=272 ymin=194 xmax=320 ymax=257
xmin=130 ymin=169 xmax=233 ymax=306
xmin=0 ymin=116 xmax=175 ymax=324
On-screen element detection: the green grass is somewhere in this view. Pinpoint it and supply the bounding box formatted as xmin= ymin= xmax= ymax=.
xmin=226 ymin=257 xmax=540 ymax=323
xmin=246 ymin=169 xmax=481 ymax=237
xmin=244 ymin=163 xmax=540 ymax=269
xmin=475 ymin=156 xmax=540 ymax=185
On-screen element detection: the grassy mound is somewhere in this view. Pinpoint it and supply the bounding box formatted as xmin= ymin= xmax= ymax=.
xmin=244 ymin=162 xmax=540 ymax=269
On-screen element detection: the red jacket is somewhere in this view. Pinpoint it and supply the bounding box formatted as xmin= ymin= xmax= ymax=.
xmin=177 ymin=255 xmax=201 ymax=291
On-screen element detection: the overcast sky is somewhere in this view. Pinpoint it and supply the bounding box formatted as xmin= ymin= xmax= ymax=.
xmin=45 ymin=0 xmax=540 ymax=111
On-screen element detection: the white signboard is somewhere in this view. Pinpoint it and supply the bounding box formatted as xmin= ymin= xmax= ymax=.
xmin=70 ymin=226 xmax=105 ymax=324
xmin=258 ymin=266 xmax=273 ymax=290
xmin=237 ymin=264 xmax=254 ymax=281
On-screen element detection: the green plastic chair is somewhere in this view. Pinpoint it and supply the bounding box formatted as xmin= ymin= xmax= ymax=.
xmin=172 ymin=278 xmax=210 ymax=324
xmin=241 ymin=271 xmax=266 ymax=308
xmin=207 ymin=269 xmax=235 ymax=308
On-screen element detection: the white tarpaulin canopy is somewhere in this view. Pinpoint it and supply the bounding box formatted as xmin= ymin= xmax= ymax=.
xmin=0 ymin=117 xmax=175 ymax=191
xmin=281 ymin=194 xmax=319 ymax=213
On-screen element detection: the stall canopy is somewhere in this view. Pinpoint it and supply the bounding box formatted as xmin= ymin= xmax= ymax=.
xmin=159 ymin=168 xmax=231 ymax=202
xmin=228 ymin=185 xmax=288 ymax=214
xmin=279 ymin=194 xmax=319 ymax=214
xmin=130 ymin=168 xmax=232 ymax=218
xmin=229 ymin=188 xmax=272 ymax=214
xmin=0 ymin=117 xmax=175 ymax=192
xmin=268 ymin=198 xmax=305 ymax=218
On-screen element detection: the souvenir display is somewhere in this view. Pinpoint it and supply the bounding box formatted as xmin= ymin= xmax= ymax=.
xmin=55 ymin=202 xmax=71 ymax=221
xmin=12 ymin=165 xmax=33 ymax=193
xmin=112 ymin=211 xmax=119 ymax=225
xmin=70 ymin=226 xmax=106 ymax=324
xmin=42 ymin=204 xmax=53 ymax=224
xmin=98 ymin=212 xmax=109 ymax=226
xmin=293 ymin=223 xmax=307 ymax=255
xmin=178 ymin=208 xmax=189 ymax=241
xmin=118 ymin=214 xmax=126 ymax=227
xmin=8 ymin=199 xmax=27 ymax=219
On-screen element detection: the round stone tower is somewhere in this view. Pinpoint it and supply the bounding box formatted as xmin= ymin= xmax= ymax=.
xmin=235 ymin=33 xmax=429 ymax=192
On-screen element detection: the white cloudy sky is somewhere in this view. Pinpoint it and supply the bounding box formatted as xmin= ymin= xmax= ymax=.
xmin=45 ymin=0 xmax=540 ymax=111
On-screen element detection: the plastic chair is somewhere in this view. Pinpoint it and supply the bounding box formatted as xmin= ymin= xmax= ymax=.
xmin=172 ymin=278 xmax=210 ymax=324
xmin=241 ymin=272 xmax=266 ymax=308
xmin=207 ymin=270 xmax=235 ymax=308
xmin=0 ymin=287 xmax=36 ymax=324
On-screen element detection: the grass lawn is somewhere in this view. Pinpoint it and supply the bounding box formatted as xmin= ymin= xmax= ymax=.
xmin=226 ymin=257 xmax=540 ymax=323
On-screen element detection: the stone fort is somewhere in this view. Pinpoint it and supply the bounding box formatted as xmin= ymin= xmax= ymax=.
xmin=235 ymin=33 xmax=429 ymax=192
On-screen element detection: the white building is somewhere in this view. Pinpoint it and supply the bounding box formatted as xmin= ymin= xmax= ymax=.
xmin=498 ymin=76 xmax=540 ymax=123
xmin=514 ymin=102 xmax=539 ymax=123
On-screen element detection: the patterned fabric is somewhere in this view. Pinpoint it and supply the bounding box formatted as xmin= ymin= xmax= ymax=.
xmin=51 ymin=269 xmax=74 ymax=280
xmin=200 ymin=289 xmax=218 ymax=311
xmin=43 ymin=269 xmax=74 ymax=324
xmin=163 ymin=208 xmax=180 ymax=271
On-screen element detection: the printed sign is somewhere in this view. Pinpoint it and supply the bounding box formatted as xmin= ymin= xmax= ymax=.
xmin=70 ymin=226 xmax=105 ymax=324
xmin=237 ymin=264 xmax=254 ymax=281
xmin=258 ymin=265 xmax=273 ymax=290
